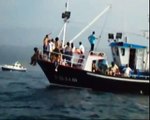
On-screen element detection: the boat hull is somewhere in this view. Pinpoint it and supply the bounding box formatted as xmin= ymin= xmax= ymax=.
xmin=38 ymin=60 xmax=149 ymax=95
xmin=1 ymin=67 xmax=27 ymax=72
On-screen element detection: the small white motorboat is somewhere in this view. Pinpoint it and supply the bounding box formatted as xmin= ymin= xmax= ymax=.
xmin=1 ymin=61 xmax=27 ymax=72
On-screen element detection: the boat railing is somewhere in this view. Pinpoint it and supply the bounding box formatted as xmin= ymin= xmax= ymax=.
xmin=45 ymin=51 xmax=87 ymax=68
xmin=89 ymin=51 xmax=106 ymax=57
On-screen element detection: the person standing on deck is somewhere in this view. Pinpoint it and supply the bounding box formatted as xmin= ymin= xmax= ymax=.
xmin=46 ymin=40 xmax=51 ymax=59
xmin=88 ymin=31 xmax=97 ymax=52
xmin=71 ymin=43 xmax=76 ymax=53
xmin=55 ymin=37 xmax=62 ymax=50
xmin=79 ymin=42 xmax=85 ymax=54
xmin=43 ymin=34 xmax=49 ymax=55
xmin=110 ymin=62 xmax=120 ymax=76
xmin=64 ymin=42 xmax=72 ymax=65
xmin=123 ymin=64 xmax=133 ymax=77
xmin=49 ymin=38 xmax=55 ymax=53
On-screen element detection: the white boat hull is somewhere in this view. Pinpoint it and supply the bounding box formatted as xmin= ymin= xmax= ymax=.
xmin=1 ymin=65 xmax=27 ymax=72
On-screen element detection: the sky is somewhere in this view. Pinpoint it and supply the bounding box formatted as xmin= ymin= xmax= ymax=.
xmin=0 ymin=0 xmax=149 ymax=48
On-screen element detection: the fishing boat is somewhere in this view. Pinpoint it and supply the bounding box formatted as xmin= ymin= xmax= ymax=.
xmin=1 ymin=61 xmax=27 ymax=72
xmin=37 ymin=43 xmax=149 ymax=95
xmin=31 ymin=1 xmax=149 ymax=95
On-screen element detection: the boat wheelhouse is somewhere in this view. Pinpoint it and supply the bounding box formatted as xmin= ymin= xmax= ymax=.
xmin=108 ymin=32 xmax=149 ymax=76
xmin=110 ymin=42 xmax=149 ymax=74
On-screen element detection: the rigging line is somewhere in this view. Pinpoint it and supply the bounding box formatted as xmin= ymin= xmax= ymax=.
xmin=95 ymin=5 xmax=111 ymax=51
xmin=58 ymin=24 xmax=65 ymax=38
xmin=69 ymin=5 xmax=111 ymax=43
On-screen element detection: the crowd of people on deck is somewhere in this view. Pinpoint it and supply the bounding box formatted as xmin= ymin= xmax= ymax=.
xmin=42 ymin=31 xmax=97 ymax=62
xmin=40 ymin=34 xmax=86 ymax=67
xmin=31 ymin=31 xmax=97 ymax=66
xmin=92 ymin=60 xmax=133 ymax=77
xmin=31 ymin=31 xmax=133 ymax=78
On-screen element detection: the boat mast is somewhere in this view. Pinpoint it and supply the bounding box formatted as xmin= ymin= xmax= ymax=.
xmin=58 ymin=0 xmax=71 ymax=47
xmin=69 ymin=5 xmax=111 ymax=43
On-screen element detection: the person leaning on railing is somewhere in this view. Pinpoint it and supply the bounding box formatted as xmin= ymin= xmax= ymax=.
xmin=49 ymin=37 xmax=63 ymax=63
xmin=63 ymin=42 xmax=72 ymax=66
xmin=122 ymin=64 xmax=133 ymax=77
xmin=107 ymin=62 xmax=120 ymax=76
xmin=43 ymin=34 xmax=49 ymax=55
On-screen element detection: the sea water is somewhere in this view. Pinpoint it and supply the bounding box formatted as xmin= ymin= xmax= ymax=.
xmin=0 ymin=66 xmax=149 ymax=120
xmin=0 ymin=46 xmax=149 ymax=119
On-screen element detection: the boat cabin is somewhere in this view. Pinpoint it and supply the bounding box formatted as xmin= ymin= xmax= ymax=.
xmin=110 ymin=42 xmax=149 ymax=73
xmin=83 ymin=52 xmax=107 ymax=72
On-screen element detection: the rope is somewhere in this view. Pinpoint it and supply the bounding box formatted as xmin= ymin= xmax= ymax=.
xmin=95 ymin=5 xmax=111 ymax=51
xmin=69 ymin=5 xmax=111 ymax=43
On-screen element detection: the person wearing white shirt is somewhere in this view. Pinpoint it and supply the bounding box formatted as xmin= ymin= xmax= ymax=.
xmin=79 ymin=42 xmax=85 ymax=54
xmin=123 ymin=64 xmax=132 ymax=77
xmin=49 ymin=39 xmax=55 ymax=52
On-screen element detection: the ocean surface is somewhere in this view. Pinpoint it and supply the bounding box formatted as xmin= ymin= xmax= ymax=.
xmin=0 ymin=65 xmax=149 ymax=120
xmin=0 ymin=45 xmax=149 ymax=120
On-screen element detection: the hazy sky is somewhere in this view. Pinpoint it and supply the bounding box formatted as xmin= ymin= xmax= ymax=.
xmin=0 ymin=0 xmax=149 ymax=47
